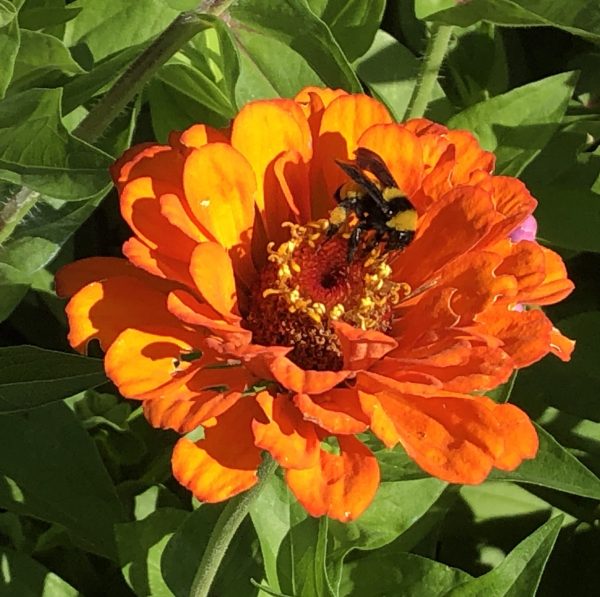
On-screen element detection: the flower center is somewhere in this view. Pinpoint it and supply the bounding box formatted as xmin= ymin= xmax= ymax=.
xmin=244 ymin=220 xmax=409 ymax=371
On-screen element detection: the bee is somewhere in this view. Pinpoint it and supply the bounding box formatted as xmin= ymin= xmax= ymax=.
xmin=328 ymin=147 xmax=417 ymax=262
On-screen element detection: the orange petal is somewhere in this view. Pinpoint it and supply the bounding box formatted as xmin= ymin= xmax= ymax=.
xmin=391 ymin=185 xmax=495 ymax=289
xmin=189 ymin=242 xmax=238 ymax=319
xmin=356 ymin=123 xmax=424 ymax=197
xmin=520 ymin=246 xmax=574 ymax=306
xmin=246 ymin=347 xmax=350 ymax=394
xmin=445 ymin=129 xmax=495 ymax=184
xmin=64 ymin=275 xmax=177 ymax=352
xmin=491 ymin=402 xmax=538 ymax=470
xmin=120 ymin=176 xmax=197 ymax=263
xmin=438 ymin=251 xmax=517 ymax=321
xmin=357 ymin=381 xmax=501 ymax=484
xmin=104 ymin=326 xmax=200 ymax=397
xmin=479 ymin=177 xmax=537 ymax=247
xmin=169 ymin=123 xmax=229 ymax=151
xmin=476 ymin=307 xmax=553 ymax=368
xmin=167 ymin=289 xmax=251 ymax=347
xmin=294 ymin=389 xmax=369 ymax=434
xmin=550 ymin=327 xmax=575 ymax=362
xmin=252 ymin=391 xmax=320 ymax=469
xmin=183 ymin=143 xmax=256 ymax=250
xmin=231 ymin=99 xmax=311 ymax=221
xmin=111 ymin=144 xmax=178 ymax=190
xmin=55 ymin=257 xmax=144 ymax=298
xmin=332 ymin=320 xmax=397 ymax=370
xmin=285 ymin=435 xmax=380 ymax=521
xmin=171 ymin=397 xmax=263 ymax=503
xmin=294 ymin=86 xmax=348 ymax=115
xmin=122 ymin=237 xmax=195 ymax=289
xmin=143 ymin=364 xmax=250 ymax=432
xmin=312 ymin=94 xmax=392 ymax=217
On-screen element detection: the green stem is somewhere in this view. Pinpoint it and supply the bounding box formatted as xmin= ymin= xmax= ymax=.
xmin=189 ymin=456 xmax=279 ymax=597
xmin=404 ymin=24 xmax=454 ymax=120
xmin=0 ymin=187 xmax=40 ymax=245
xmin=73 ymin=10 xmax=210 ymax=143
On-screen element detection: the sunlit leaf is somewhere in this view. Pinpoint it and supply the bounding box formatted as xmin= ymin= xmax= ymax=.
xmin=0 ymin=0 xmax=20 ymax=99
xmin=0 ymin=88 xmax=112 ymax=200
xmin=307 ymin=0 xmax=385 ymax=62
xmin=448 ymin=71 xmax=577 ymax=176
xmin=415 ymin=0 xmax=600 ymax=43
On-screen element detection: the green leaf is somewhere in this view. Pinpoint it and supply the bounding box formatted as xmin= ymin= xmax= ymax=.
xmin=444 ymin=22 xmax=509 ymax=108
xmin=250 ymin=474 xmax=332 ymax=597
xmin=448 ymin=72 xmax=577 ymax=176
xmin=18 ymin=5 xmax=81 ymax=31
xmin=340 ymin=552 xmax=471 ymax=596
xmin=160 ymin=15 xmax=239 ymax=117
xmin=329 ymin=479 xmax=447 ymax=554
xmin=0 ymin=402 xmax=125 ymax=559
xmin=228 ymin=0 xmax=361 ymax=103
xmin=0 ymin=548 xmax=81 ymax=597
xmin=63 ymin=0 xmax=179 ymax=63
xmin=355 ymin=29 xmax=451 ymax=122
xmin=490 ymin=424 xmax=600 ymax=499
xmin=307 ymin=0 xmax=385 ymax=62
xmin=521 ymin=121 xmax=600 ymax=252
xmin=444 ymin=516 xmax=563 ymax=596
xmin=8 ymin=29 xmax=84 ymax=94
xmin=415 ymin=0 xmax=600 ymax=43
xmin=0 ymin=346 xmax=106 ymax=414
xmin=0 ymin=0 xmax=20 ymax=99
xmin=148 ymin=78 xmax=229 ymax=142
xmin=161 ymin=0 xmax=198 ymax=10
xmin=116 ymin=508 xmax=189 ymax=597
xmin=0 ymin=88 xmax=112 ymax=200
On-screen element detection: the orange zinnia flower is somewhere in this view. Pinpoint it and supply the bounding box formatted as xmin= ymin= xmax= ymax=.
xmin=56 ymin=88 xmax=574 ymax=521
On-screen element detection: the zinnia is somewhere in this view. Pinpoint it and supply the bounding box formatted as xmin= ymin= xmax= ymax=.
xmin=56 ymin=87 xmax=574 ymax=521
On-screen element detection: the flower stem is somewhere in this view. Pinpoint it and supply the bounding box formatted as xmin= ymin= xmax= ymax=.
xmin=404 ymin=24 xmax=454 ymax=120
xmin=73 ymin=10 xmax=210 ymax=143
xmin=189 ymin=456 xmax=279 ymax=597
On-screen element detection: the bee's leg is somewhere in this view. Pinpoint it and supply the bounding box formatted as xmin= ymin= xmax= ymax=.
xmin=347 ymin=224 xmax=366 ymax=262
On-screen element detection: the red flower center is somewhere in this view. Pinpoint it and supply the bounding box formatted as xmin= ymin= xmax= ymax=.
xmin=244 ymin=220 xmax=408 ymax=371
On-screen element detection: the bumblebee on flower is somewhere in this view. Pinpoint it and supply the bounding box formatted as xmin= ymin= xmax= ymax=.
xmin=56 ymin=87 xmax=574 ymax=521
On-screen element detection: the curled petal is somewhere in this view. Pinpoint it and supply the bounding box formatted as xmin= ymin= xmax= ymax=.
xmin=172 ymin=397 xmax=264 ymax=503
xmin=550 ymin=327 xmax=575 ymax=362
xmin=253 ymin=391 xmax=320 ymax=469
xmin=333 ymin=320 xmax=397 ymax=370
xmin=286 ymin=435 xmax=380 ymax=521
xmin=294 ymin=389 xmax=369 ymax=434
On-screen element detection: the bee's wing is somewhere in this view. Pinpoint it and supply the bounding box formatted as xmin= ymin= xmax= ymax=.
xmin=335 ymin=159 xmax=388 ymax=211
xmin=354 ymin=147 xmax=397 ymax=188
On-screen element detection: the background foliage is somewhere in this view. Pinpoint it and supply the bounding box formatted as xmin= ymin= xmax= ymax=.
xmin=0 ymin=1 xmax=599 ymax=595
